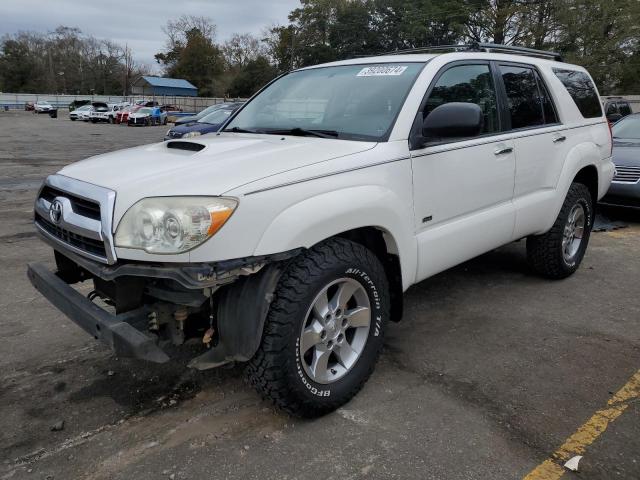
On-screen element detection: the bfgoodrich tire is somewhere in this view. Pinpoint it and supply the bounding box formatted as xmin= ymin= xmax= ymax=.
xmin=247 ymin=238 xmax=389 ymax=417
xmin=527 ymin=182 xmax=593 ymax=279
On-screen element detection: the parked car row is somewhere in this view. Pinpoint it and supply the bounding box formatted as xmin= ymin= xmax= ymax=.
xmin=164 ymin=102 xmax=243 ymax=139
xmin=67 ymin=102 xmax=181 ymax=126
xmin=27 ymin=98 xmax=243 ymax=139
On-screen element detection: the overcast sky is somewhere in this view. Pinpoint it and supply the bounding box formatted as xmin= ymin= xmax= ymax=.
xmin=1 ymin=0 xmax=299 ymax=72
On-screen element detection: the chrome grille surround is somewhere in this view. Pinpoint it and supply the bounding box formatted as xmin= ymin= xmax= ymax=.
xmin=612 ymin=165 xmax=640 ymax=184
xmin=34 ymin=174 xmax=117 ymax=264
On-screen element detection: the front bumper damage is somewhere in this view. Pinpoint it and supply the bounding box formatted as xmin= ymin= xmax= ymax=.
xmin=28 ymin=263 xmax=169 ymax=363
xmin=28 ymin=245 xmax=301 ymax=368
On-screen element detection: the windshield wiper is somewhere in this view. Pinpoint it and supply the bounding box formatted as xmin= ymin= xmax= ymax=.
xmin=223 ymin=126 xmax=262 ymax=134
xmin=269 ymin=128 xmax=340 ymax=139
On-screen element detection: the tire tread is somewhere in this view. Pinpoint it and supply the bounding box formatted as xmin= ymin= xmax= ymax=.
xmin=246 ymin=237 xmax=388 ymax=417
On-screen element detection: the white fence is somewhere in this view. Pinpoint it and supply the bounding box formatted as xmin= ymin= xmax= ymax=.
xmin=0 ymin=93 xmax=245 ymax=113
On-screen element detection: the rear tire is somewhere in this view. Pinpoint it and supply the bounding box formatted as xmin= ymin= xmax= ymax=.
xmin=526 ymin=182 xmax=593 ymax=279
xmin=246 ymin=238 xmax=389 ymax=418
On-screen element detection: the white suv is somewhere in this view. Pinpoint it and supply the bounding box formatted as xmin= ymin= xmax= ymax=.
xmin=28 ymin=44 xmax=614 ymax=417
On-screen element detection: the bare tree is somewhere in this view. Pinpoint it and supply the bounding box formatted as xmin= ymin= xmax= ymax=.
xmin=222 ymin=33 xmax=266 ymax=68
xmin=162 ymin=15 xmax=217 ymax=50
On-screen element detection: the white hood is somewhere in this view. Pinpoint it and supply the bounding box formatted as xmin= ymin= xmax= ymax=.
xmin=59 ymin=132 xmax=375 ymax=205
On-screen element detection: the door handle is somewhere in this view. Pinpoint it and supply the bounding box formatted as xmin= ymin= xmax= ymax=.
xmin=553 ymin=135 xmax=567 ymax=143
xmin=494 ymin=147 xmax=513 ymax=155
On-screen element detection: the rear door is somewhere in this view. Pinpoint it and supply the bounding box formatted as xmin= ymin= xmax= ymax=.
xmin=495 ymin=62 xmax=568 ymax=238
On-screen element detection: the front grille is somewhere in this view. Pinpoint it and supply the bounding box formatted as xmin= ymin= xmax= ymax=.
xmin=40 ymin=186 xmax=101 ymax=220
xmin=35 ymin=213 xmax=107 ymax=258
xmin=613 ymin=165 xmax=640 ymax=183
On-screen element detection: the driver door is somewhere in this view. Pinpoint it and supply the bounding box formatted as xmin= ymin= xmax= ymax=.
xmin=410 ymin=62 xmax=516 ymax=281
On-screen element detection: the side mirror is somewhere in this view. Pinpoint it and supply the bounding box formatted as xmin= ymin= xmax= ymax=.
xmin=422 ymin=102 xmax=483 ymax=139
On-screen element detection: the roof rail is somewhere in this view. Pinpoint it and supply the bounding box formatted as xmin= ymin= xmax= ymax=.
xmin=383 ymin=42 xmax=563 ymax=62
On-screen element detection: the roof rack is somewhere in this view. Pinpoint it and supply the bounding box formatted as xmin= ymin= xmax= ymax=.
xmin=383 ymin=42 xmax=563 ymax=62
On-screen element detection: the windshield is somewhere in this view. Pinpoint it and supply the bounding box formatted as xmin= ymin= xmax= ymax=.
xmin=198 ymin=108 xmax=234 ymax=124
xmin=138 ymin=108 xmax=152 ymax=114
xmin=196 ymin=104 xmax=227 ymax=118
xmin=77 ymin=105 xmax=91 ymax=111
xmin=225 ymin=63 xmax=425 ymax=141
xmin=612 ymin=115 xmax=640 ymax=139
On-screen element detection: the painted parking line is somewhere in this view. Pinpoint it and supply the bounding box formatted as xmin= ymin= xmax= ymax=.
xmin=523 ymin=369 xmax=640 ymax=480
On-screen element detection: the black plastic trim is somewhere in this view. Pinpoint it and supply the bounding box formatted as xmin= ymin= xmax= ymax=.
xmin=27 ymin=263 xmax=169 ymax=363
xmin=45 ymin=236 xmax=303 ymax=289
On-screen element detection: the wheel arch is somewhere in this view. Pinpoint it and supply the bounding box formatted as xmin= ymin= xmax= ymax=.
xmin=573 ymin=164 xmax=599 ymax=213
xmin=252 ymin=185 xmax=417 ymax=294
xmin=335 ymin=226 xmax=404 ymax=322
xmin=539 ymin=143 xmax=602 ymax=234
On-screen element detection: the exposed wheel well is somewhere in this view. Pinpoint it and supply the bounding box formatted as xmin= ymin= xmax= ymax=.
xmin=573 ymin=165 xmax=598 ymax=210
xmin=335 ymin=227 xmax=404 ymax=322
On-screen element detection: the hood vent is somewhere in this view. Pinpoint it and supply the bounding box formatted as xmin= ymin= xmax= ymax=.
xmin=166 ymin=141 xmax=205 ymax=152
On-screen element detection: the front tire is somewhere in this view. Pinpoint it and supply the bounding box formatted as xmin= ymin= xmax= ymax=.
xmin=247 ymin=238 xmax=389 ymax=417
xmin=527 ymin=182 xmax=593 ymax=279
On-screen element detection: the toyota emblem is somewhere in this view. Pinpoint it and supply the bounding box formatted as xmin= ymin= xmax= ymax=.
xmin=49 ymin=199 xmax=63 ymax=224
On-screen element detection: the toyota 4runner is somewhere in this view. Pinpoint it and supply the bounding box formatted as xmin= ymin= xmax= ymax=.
xmin=28 ymin=44 xmax=614 ymax=417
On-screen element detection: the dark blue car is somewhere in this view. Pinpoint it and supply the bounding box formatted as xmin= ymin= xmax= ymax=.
xmin=165 ymin=103 xmax=242 ymax=140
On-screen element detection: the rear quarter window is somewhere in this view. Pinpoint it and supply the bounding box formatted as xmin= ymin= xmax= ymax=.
xmin=553 ymin=69 xmax=603 ymax=119
xmin=619 ymin=102 xmax=632 ymax=116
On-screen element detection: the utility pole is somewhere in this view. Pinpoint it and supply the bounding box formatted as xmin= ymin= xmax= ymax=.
xmin=290 ymin=26 xmax=296 ymax=71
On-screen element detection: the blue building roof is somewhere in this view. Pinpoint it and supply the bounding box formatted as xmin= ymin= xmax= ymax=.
xmin=141 ymin=76 xmax=197 ymax=90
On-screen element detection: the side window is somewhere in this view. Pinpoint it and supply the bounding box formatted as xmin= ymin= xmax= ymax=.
xmin=534 ymin=70 xmax=558 ymax=124
xmin=425 ymin=64 xmax=499 ymax=134
xmin=619 ymin=102 xmax=632 ymax=116
xmin=553 ymin=69 xmax=603 ymax=118
xmin=499 ymin=65 xmax=544 ymax=129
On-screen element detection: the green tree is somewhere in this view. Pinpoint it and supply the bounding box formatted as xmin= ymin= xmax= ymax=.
xmin=228 ymin=56 xmax=278 ymax=97
xmin=155 ymin=17 xmax=225 ymax=96
xmin=0 ymin=37 xmax=40 ymax=91
xmin=552 ymin=0 xmax=640 ymax=94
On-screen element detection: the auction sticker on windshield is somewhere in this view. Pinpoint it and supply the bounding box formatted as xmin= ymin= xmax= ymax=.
xmin=357 ymin=65 xmax=408 ymax=76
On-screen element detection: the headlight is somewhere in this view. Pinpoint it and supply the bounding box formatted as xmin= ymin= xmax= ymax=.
xmin=183 ymin=131 xmax=202 ymax=138
xmin=166 ymin=129 xmax=172 ymax=136
xmin=114 ymin=197 xmax=238 ymax=254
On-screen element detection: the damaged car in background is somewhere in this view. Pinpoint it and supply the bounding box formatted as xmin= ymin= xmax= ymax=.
xmin=28 ymin=44 xmax=613 ymax=417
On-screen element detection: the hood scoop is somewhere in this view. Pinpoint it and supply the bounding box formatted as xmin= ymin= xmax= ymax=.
xmin=166 ymin=141 xmax=205 ymax=152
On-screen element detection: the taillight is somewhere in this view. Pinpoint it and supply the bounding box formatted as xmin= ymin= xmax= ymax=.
xmin=607 ymin=121 xmax=613 ymax=156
